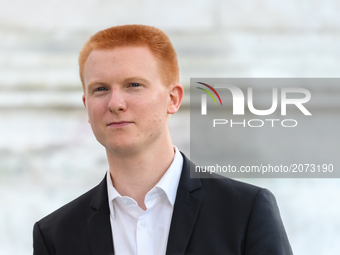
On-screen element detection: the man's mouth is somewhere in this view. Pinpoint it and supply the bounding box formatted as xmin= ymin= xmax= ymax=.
xmin=107 ymin=121 xmax=133 ymax=128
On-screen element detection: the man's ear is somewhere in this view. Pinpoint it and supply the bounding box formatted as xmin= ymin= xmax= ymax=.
xmin=82 ymin=95 xmax=90 ymax=123
xmin=167 ymin=83 xmax=184 ymax=114
xmin=82 ymin=94 xmax=87 ymax=108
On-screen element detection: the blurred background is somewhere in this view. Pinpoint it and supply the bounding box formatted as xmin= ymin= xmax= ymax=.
xmin=1 ymin=0 xmax=340 ymax=254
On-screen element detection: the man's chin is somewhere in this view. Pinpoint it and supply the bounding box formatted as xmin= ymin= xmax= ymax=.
xmin=104 ymin=142 xmax=143 ymax=157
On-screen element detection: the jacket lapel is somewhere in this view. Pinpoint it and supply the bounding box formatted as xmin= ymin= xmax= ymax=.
xmin=87 ymin=175 xmax=115 ymax=255
xmin=166 ymin=154 xmax=202 ymax=255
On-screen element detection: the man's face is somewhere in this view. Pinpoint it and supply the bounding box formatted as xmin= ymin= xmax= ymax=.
xmin=82 ymin=46 xmax=179 ymax=155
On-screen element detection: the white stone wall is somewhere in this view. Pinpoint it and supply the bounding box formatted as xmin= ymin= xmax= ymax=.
xmin=1 ymin=1 xmax=340 ymax=254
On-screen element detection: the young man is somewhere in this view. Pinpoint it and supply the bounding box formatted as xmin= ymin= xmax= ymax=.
xmin=33 ymin=25 xmax=293 ymax=255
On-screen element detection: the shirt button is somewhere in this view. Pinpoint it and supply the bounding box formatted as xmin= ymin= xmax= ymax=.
xmin=141 ymin=221 xmax=146 ymax=228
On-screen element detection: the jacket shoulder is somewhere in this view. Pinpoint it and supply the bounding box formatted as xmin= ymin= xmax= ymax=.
xmin=199 ymin=175 xmax=268 ymax=206
xmin=33 ymin=176 xmax=110 ymax=255
xmin=36 ymin=176 xmax=106 ymax=233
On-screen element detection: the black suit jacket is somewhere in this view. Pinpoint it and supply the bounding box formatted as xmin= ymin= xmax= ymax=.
xmin=33 ymin=153 xmax=293 ymax=255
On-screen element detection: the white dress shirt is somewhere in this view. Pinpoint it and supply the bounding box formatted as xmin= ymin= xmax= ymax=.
xmin=106 ymin=146 xmax=183 ymax=255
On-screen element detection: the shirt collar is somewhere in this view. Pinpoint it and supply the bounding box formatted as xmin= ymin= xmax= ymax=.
xmin=154 ymin=146 xmax=183 ymax=206
xmin=106 ymin=146 xmax=183 ymax=216
xmin=107 ymin=169 xmax=121 ymax=201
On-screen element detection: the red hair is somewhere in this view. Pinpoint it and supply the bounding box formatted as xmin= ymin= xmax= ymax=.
xmin=78 ymin=24 xmax=179 ymax=90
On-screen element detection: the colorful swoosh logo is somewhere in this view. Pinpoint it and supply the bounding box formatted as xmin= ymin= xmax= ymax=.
xmin=196 ymin=82 xmax=223 ymax=106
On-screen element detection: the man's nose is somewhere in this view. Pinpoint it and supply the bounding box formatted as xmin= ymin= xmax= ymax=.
xmin=107 ymin=89 xmax=127 ymax=113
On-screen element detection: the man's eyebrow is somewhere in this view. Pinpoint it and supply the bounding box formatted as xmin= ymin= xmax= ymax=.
xmin=86 ymin=81 xmax=105 ymax=91
xmin=86 ymin=76 xmax=151 ymax=91
xmin=124 ymin=76 xmax=150 ymax=84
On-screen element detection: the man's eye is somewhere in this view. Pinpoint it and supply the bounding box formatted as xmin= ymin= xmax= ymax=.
xmin=96 ymin=87 xmax=106 ymax=92
xmin=131 ymin=83 xmax=140 ymax=87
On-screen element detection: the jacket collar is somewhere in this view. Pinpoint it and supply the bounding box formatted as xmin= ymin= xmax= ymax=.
xmin=88 ymin=175 xmax=115 ymax=255
xmin=166 ymin=153 xmax=202 ymax=255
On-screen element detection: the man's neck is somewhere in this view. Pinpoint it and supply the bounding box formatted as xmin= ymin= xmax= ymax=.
xmin=106 ymin=136 xmax=175 ymax=210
